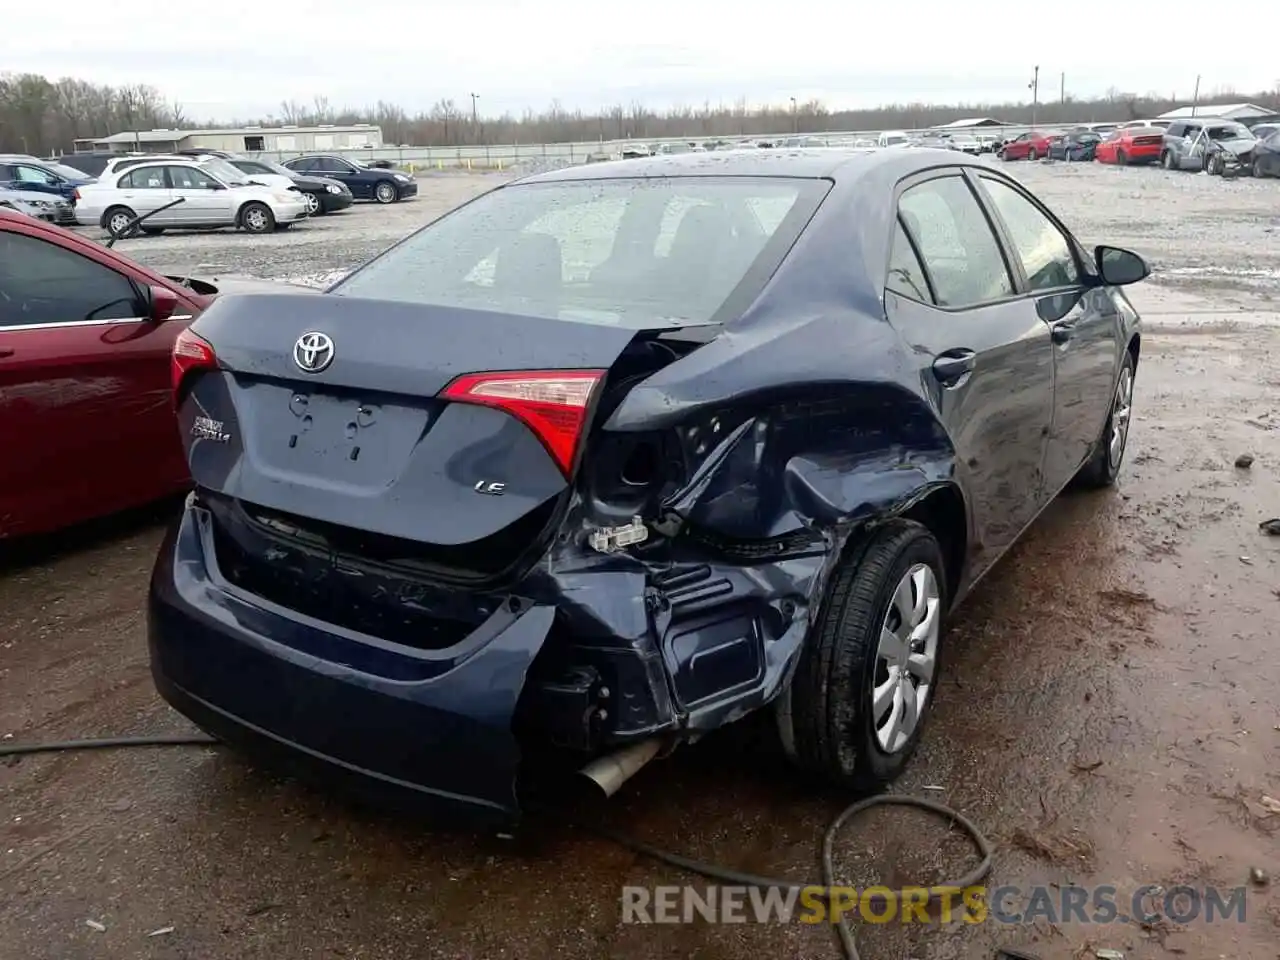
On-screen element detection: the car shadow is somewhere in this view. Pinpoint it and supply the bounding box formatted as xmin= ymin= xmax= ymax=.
xmin=0 ymin=493 xmax=186 ymax=575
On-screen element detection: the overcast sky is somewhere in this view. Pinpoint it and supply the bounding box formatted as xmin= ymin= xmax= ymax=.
xmin=4 ymin=0 xmax=1278 ymax=121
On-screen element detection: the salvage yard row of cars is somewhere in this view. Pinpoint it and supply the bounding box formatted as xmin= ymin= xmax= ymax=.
xmin=2 ymin=144 xmax=1153 ymax=824
xmin=0 ymin=149 xmax=418 ymax=237
xmin=996 ymin=117 xmax=1280 ymax=177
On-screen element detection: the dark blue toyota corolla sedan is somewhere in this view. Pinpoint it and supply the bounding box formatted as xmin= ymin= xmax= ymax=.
xmin=151 ymin=148 xmax=1147 ymax=824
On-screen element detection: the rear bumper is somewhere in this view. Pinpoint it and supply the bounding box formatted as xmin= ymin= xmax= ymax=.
xmin=149 ymin=492 xmax=824 ymax=818
xmin=1127 ymin=143 xmax=1163 ymax=163
xmin=148 ymin=500 xmax=554 ymax=825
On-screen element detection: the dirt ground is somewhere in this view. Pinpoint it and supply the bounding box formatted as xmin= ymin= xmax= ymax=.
xmin=2 ymin=159 xmax=1279 ymax=960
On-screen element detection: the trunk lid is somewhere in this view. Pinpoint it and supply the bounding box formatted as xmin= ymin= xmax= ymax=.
xmin=181 ymin=292 xmax=713 ymax=579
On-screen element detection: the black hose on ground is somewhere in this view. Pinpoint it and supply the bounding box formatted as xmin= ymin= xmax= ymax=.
xmin=0 ymin=736 xmax=994 ymax=960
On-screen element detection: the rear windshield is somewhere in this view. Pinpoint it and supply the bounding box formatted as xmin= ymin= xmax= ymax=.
xmin=330 ymin=176 xmax=829 ymax=327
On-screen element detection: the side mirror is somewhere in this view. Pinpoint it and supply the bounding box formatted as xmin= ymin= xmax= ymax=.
xmin=148 ymin=284 xmax=180 ymax=321
xmin=206 ymin=182 xmax=226 ymax=190
xmin=1095 ymin=245 xmax=1150 ymax=286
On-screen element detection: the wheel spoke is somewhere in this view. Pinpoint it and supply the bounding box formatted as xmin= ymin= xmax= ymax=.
xmin=873 ymin=671 xmax=898 ymax=718
xmin=909 ymin=597 xmax=939 ymax=645
xmin=906 ymin=651 xmax=934 ymax=683
xmin=909 ymin=567 xmax=929 ymax=624
xmin=892 ymin=577 xmax=915 ymax=625
xmin=879 ymin=626 xmax=907 ymax=665
xmin=880 ymin=685 xmax=904 ymax=748
xmin=898 ymin=677 xmax=919 ymax=742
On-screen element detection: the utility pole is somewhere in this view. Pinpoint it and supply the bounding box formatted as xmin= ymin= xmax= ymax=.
xmin=470 ymin=93 xmax=479 ymax=127
xmin=790 ymin=97 xmax=798 ymax=134
xmin=1191 ymin=76 xmax=1201 ymax=117
xmin=1060 ymin=72 xmax=1065 ymax=104
xmin=1029 ymin=66 xmax=1040 ymax=128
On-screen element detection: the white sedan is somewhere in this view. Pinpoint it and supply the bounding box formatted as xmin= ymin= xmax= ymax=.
xmin=75 ymin=158 xmax=308 ymax=236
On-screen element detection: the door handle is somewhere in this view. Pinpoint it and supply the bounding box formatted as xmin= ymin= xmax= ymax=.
xmin=932 ymin=349 xmax=976 ymax=387
xmin=0 ymin=348 xmax=14 ymax=358
xmin=1052 ymin=320 xmax=1077 ymax=343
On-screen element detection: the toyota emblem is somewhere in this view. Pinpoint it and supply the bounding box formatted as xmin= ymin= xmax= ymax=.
xmin=293 ymin=332 xmax=335 ymax=373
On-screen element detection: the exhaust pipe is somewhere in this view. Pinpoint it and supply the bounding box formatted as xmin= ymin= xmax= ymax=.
xmin=579 ymin=739 xmax=662 ymax=797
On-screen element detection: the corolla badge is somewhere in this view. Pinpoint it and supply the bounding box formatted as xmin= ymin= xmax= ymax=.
xmin=293 ymin=332 xmax=335 ymax=372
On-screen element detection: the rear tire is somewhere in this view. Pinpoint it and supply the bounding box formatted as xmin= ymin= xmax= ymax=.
xmin=780 ymin=520 xmax=948 ymax=791
xmin=239 ymin=202 xmax=275 ymax=234
xmin=374 ymin=181 xmax=397 ymax=204
xmin=1162 ymin=151 xmax=1174 ymax=170
xmin=1075 ymin=352 xmax=1135 ymax=489
xmin=103 ymin=206 xmax=137 ymax=238
xmin=1028 ymin=147 xmax=1038 ymax=161
xmin=302 ymin=192 xmax=322 ymax=216
xmin=1116 ymin=149 xmax=1128 ymax=165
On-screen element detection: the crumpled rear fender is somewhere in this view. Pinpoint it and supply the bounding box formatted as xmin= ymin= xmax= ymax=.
xmin=532 ymin=382 xmax=968 ymax=743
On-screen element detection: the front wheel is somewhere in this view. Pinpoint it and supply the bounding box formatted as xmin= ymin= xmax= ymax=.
xmin=1162 ymin=151 xmax=1175 ymax=170
xmin=780 ymin=520 xmax=947 ymax=791
xmin=302 ymin=192 xmax=321 ymax=216
xmin=1075 ymin=352 xmax=1135 ymax=489
xmin=374 ymin=181 xmax=397 ymax=204
xmin=239 ymin=202 xmax=275 ymax=234
xmin=1027 ymin=147 xmax=1038 ymax=161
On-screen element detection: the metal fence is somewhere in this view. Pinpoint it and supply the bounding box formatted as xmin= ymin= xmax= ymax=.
xmin=252 ymin=122 xmax=1077 ymax=172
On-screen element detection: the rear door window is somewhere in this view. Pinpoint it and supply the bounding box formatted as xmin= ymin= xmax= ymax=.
xmin=897 ymin=175 xmax=1013 ymax=308
xmin=978 ymin=177 xmax=1080 ymax=291
xmin=885 ymin=220 xmax=933 ymax=303
xmin=120 ymin=167 xmax=168 ymax=189
xmin=0 ymin=231 xmax=141 ymax=328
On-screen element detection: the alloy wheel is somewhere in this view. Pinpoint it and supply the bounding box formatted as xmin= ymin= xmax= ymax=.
xmin=108 ymin=212 xmax=133 ymax=235
xmin=303 ymin=193 xmax=320 ymax=215
xmin=1108 ymin=366 xmax=1133 ymax=469
xmin=376 ymin=183 xmax=396 ymax=203
xmin=245 ymin=208 xmax=268 ymax=231
xmin=872 ymin=563 xmax=941 ymax=753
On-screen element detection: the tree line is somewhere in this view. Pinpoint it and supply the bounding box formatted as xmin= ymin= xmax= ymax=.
xmin=3 ymin=71 xmax=1278 ymax=156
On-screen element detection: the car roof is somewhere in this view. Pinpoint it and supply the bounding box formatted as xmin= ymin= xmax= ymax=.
xmin=515 ymin=147 xmax=987 ymax=185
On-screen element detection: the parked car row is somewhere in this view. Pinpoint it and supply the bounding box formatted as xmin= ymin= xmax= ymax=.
xmin=996 ymin=116 xmax=1280 ymax=178
xmin=10 ymin=150 xmax=418 ymax=238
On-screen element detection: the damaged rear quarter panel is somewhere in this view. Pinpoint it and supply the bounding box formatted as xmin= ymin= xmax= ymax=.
xmin=570 ymin=174 xmax=972 ymax=735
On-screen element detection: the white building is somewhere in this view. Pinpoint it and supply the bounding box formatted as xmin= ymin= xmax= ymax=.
xmin=77 ymin=124 xmax=384 ymax=156
xmin=1156 ymin=103 xmax=1271 ymax=121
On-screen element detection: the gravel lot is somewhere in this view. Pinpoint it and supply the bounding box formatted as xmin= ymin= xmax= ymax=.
xmin=3 ymin=159 xmax=1279 ymax=960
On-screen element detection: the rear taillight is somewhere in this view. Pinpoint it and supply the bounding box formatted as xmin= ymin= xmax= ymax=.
xmin=171 ymin=327 xmax=217 ymax=400
xmin=441 ymin=370 xmax=604 ymax=476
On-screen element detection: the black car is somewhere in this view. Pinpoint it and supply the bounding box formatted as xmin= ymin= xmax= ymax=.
xmin=229 ymin=157 xmax=354 ymax=215
xmin=152 ymin=149 xmax=1147 ymax=824
xmin=52 ymin=152 xmax=117 ymax=178
xmin=281 ymin=155 xmax=417 ymax=203
xmin=1250 ymin=130 xmax=1280 ymax=178
xmin=1048 ymin=130 xmax=1102 ymax=161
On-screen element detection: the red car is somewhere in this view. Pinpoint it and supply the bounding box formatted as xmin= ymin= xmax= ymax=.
xmin=999 ymin=131 xmax=1059 ymax=161
xmin=0 ymin=212 xmax=316 ymax=538
xmin=1094 ymin=127 xmax=1164 ymax=165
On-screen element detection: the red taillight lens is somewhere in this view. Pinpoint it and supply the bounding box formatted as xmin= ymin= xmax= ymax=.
xmin=441 ymin=369 xmax=605 ymax=476
xmin=171 ymin=327 xmax=217 ymax=400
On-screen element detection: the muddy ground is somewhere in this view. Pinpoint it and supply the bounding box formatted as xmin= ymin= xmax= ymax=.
xmin=2 ymin=160 xmax=1279 ymax=960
